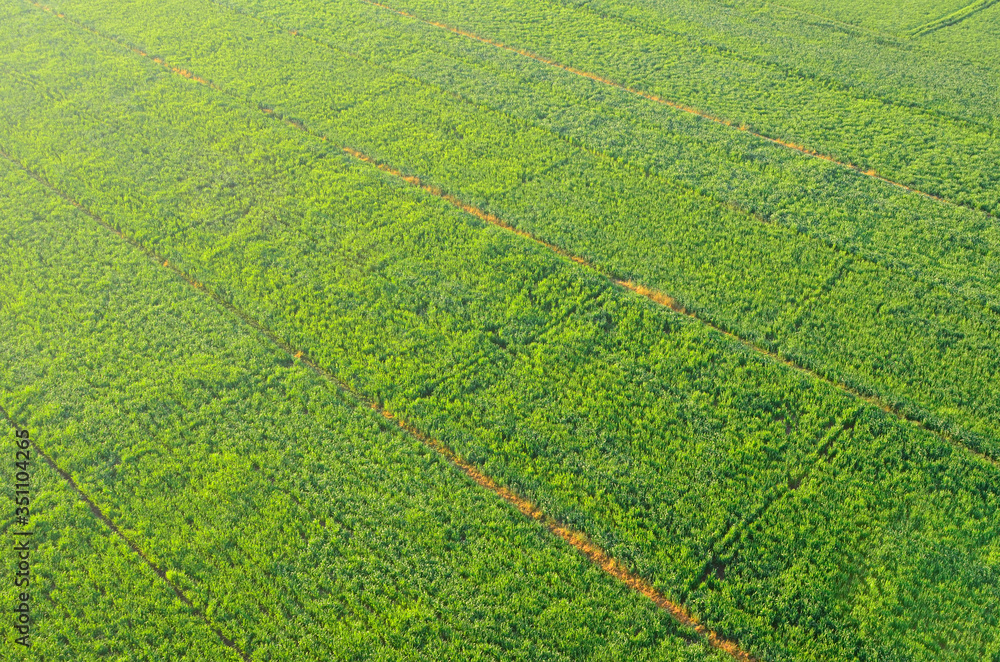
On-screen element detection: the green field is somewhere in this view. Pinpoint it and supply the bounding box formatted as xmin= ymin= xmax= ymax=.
xmin=1 ymin=0 xmax=998 ymax=660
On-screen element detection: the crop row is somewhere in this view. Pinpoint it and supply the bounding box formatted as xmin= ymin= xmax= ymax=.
xmin=2 ymin=12 xmax=999 ymax=659
xmin=44 ymin=0 xmax=1000 ymax=311
xmin=12 ymin=0 xmax=1000 ymax=457
xmin=81 ymin=0 xmax=1000 ymax=312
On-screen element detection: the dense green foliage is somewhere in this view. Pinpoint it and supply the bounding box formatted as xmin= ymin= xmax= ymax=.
xmin=752 ymin=0 xmax=980 ymax=34
xmin=4 ymin=0 xmax=999 ymax=456
xmin=1 ymin=7 xmax=999 ymax=660
xmin=314 ymin=0 xmax=1000 ymax=213
xmin=2 ymin=0 xmax=999 ymax=659
xmin=578 ymin=0 xmax=1000 ymax=126
xmin=225 ymin=0 xmax=1000 ymax=307
xmin=0 ymin=162 xmax=724 ymax=660
xmin=0 ymin=431 xmax=239 ymax=660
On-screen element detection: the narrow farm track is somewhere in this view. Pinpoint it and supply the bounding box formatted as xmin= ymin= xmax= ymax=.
xmin=0 ymin=146 xmax=757 ymax=662
xmin=20 ymin=1 xmax=1000 ymax=466
xmin=204 ymin=2 xmax=1000 ymax=323
xmin=910 ymin=0 xmax=1000 ymax=36
xmin=0 ymin=402 xmax=251 ymax=662
xmin=359 ymin=0 xmax=996 ymax=218
xmin=758 ymin=1 xmax=899 ymax=39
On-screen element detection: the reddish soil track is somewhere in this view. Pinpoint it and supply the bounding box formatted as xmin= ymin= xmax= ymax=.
xmin=380 ymin=409 xmax=756 ymax=661
xmin=359 ymin=0 xmax=969 ymax=210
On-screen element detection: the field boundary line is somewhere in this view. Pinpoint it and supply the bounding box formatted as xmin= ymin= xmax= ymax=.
xmin=758 ymin=1 xmax=899 ymax=39
xmin=358 ymin=0 xmax=997 ymax=218
xmin=0 ymin=142 xmax=758 ymax=662
xmin=17 ymin=0 xmax=1000 ymax=465
xmin=204 ymin=0 xmax=1000 ymax=322
xmin=910 ymin=0 xmax=1000 ymax=36
xmin=689 ymin=409 xmax=857 ymax=595
xmin=0 ymin=402 xmax=250 ymax=662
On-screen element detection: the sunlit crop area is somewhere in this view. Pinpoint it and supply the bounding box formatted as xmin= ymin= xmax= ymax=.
xmin=2 ymin=0 xmax=998 ymax=659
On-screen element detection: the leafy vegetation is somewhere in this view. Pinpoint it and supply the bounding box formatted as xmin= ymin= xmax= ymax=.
xmin=2 ymin=0 xmax=998 ymax=660
xmin=0 ymin=160 xmax=724 ymax=660
xmin=580 ymin=0 xmax=1000 ymax=127
xmin=5 ymin=0 xmax=999 ymax=456
xmin=315 ymin=0 xmax=1000 ymax=214
xmin=763 ymin=0 xmax=983 ymax=34
xmin=0 ymin=429 xmax=240 ymax=661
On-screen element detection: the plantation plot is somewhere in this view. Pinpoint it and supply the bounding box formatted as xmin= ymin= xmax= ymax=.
xmin=0 ymin=20 xmax=847 ymax=598
xmin=218 ymin=0 xmax=1000 ymax=318
xmin=1 ymin=11 xmax=999 ymax=660
xmin=689 ymin=408 xmax=1000 ymax=661
xmin=0 ymin=160 xmax=726 ymax=661
xmin=347 ymin=0 xmax=1000 ymax=214
xmin=0 ymin=439 xmax=241 ymax=661
xmin=920 ymin=1 xmax=1000 ymax=56
xmin=8 ymin=0 xmax=1000 ymax=457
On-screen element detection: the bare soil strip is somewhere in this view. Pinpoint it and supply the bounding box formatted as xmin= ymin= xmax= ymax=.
xmin=0 ymin=402 xmax=250 ymax=661
xmin=0 ymin=141 xmax=757 ymax=661
xmin=359 ymin=0 xmax=991 ymax=215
